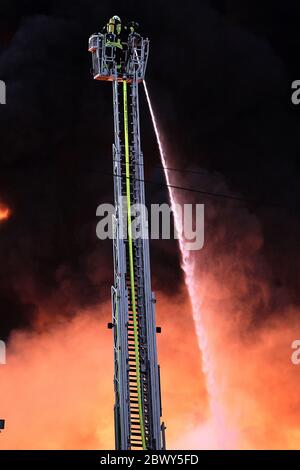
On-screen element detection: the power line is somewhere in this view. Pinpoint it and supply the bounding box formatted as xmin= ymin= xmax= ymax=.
xmin=114 ymin=158 xmax=265 ymax=181
xmin=84 ymin=166 xmax=282 ymax=208
xmin=0 ymin=163 xmax=284 ymax=208
xmin=112 ymin=158 xmax=214 ymax=178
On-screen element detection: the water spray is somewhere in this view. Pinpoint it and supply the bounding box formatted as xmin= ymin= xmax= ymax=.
xmin=143 ymin=81 xmax=230 ymax=445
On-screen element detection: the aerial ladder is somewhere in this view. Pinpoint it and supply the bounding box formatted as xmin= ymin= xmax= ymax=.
xmin=89 ymin=19 xmax=166 ymax=450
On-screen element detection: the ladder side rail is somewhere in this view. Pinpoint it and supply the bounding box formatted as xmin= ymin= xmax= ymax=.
xmin=112 ymin=77 xmax=130 ymax=448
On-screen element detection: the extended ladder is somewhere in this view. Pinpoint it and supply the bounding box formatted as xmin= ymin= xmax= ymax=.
xmin=88 ymin=26 xmax=165 ymax=450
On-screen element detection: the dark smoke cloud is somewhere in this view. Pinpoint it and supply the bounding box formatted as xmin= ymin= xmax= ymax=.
xmin=0 ymin=0 xmax=300 ymax=337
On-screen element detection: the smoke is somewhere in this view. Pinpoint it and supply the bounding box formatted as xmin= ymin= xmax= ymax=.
xmin=169 ymin=173 xmax=300 ymax=449
xmin=144 ymin=77 xmax=300 ymax=449
xmin=1 ymin=0 xmax=300 ymax=450
xmin=0 ymin=304 xmax=114 ymax=449
xmin=0 ymin=293 xmax=207 ymax=450
xmin=0 ymin=0 xmax=299 ymax=335
xmin=194 ymin=189 xmax=300 ymax=449
xmin=2 ymin=206 xmax=299 ymax=450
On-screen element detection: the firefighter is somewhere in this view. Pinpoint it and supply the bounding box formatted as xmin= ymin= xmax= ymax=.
xmin=104 ymin=15 xmax=122 ymax=48
xmin=103 ymin=15 xmax=124 ymax=71
xmin=127 ymin=20 xmax=141 ymax=52
xmin=128 ymin=21 xmax=139 ymax=35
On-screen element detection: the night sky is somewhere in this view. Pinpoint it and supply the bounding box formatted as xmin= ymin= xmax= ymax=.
xmin=1 ymin=0 xmax=300 ymax=339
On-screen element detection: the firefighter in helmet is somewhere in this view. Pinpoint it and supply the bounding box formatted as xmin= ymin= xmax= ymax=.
xmin=104 ymin=15 xmax=122 ymax=47
xmin=103 ymin=15 xmax=124 ymax=71
xmin=108 ymin=15 xmax=122 ymax=35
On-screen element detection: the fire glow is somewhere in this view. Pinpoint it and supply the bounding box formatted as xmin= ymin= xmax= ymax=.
xmin=0 ymin=87 xmax=299 ymax=451
xmin=0 ymin=204 xmax=11 ymax=222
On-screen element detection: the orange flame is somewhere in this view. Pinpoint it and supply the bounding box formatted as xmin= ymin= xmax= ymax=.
xmin=0 ymin=203 xmax=11 ymax=222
